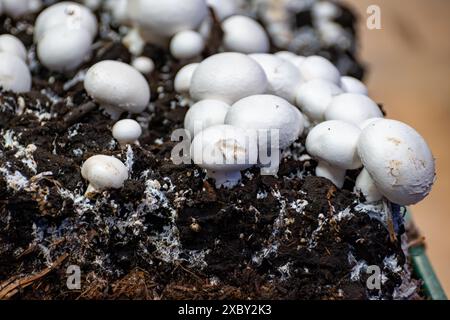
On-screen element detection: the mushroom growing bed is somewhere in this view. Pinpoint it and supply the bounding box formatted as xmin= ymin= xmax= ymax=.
xmin=0 ymin=1 xmax=433 ymax=300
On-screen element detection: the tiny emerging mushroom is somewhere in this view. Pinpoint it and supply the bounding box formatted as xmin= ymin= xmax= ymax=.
xmin=184 ymin=99 xmax=231 ymax=138
xmin=174 ymin=62 xmax=199 ymax=94
xmin=112 ymin=119 xmax=143 ymax=146
xmin=84 ymin=60 xmax=151 ymax=119
xmin=0 ymin=52 xmax=32 ymax=93
xmin=132 ymin=56 xmax=155 ymax=74
xmin=170 ymin=30 xmax=205 ymax=60
xmin=81 ymin=155 xmax=129 ymax=196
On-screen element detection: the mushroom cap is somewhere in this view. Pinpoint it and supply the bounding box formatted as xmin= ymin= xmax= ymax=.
xmin=132 ymin=56 xmax=155 ymax=74
xmin=0 ymin=52 xmax=31 ymax=93
xmin=207 ymin=0 xmax=239 ymax=21
xmin=170 ymin=30 xmax=205 ymax=60
xmin=225 ymin=94 xmax=304 ymax=150
xmin=274 ymin=51 xmax=298 ymax=63
xmin=190 ymin=52 xmax=268 ymax=104
xmin=128 ymin=0 xmax=208 ymax=38
xmin=37 ymin=26 xmax=93 ymax=72
xmin=2 ymin=0 xmax=42 ymax=18
xmin=174 ymin=63 xmax=199 ymax=94
xmin=357 ymin=119 xmax=436 ymax=205
xmin=184 ymin=99 xmax=230 ymax=138
xmin=325 ymin=93 xmax=383 ymax=126
xmin=81 ymin=155 xmax=129 ymax=191
xmin=222 ymin=15 xmax=270 ymax=54
xmin=298 ymin=55 xmax=341 ymax=85
xmin=312 ymin=1 xmax=341 ymax=21
xmin=0 ymin=35 xmax=27 ymax=61
xmin=340 ymin=76 xmax=368 ymax=95
xmin=34 ymin=1 xmax=98 ymax=42
xmin=249 ymin=53 xmax=304 ymax=104
xmin=306 ymin=120 xmax=362 ymax=170
xmin=190 ymin=124 xmax=258 ymax=172
xmin=84 ymin=60 xmax=151 ymax=114
xmin=112 ymin=119 xmax=143 ymax=144
xmin=295 ymin=79 xmax=343 ymax=122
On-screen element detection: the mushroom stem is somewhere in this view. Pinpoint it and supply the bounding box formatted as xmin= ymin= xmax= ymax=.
xmin=207 ymin=170 xmax=242 ymax=189
xmin=102 ymin=104 xmax=124 ymax=120
xmin=316 ymin=161 xmax=346 ymax=188
xmin=355 ymin=168 xmax=383 ymax=202
xmin=85 ymin=184 xmax=98 ymax=197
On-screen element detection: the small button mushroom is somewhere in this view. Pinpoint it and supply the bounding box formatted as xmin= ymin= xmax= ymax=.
xmin=128 ymin=0 xmax=208 ymax=38
xmin=190 ymin=124 xmax=258 ymax=188
xmin=357 ymin=119 xmax=436 ymax=205
xmin=190 ymin=52 xmax=268 ymax=104
xmin=306 ymin=120 xmax=362 ymax=188
xmin=325 ymin=93 xmax=383 ymax=126
xmin=37 ymin=26 xmax=93 ymax=72
xmin=81 ymin=155 xmax=129 ymax=196
xmin=132 ymin=56 xmax=155 ymax=74
xmin=0 ymin=52 xmax=31 ymax=93
xmin=249 ymin=53 xmax=304 ymax=104
xmin=295 ymin=79 xmax=343 ymax=123
xmin=312 ymin=1 xmax=341 ymax=21
xmin=207 ymin=0 xmax=239 ymax=21
xmin=184 ymin=99 xmax=230 ymax=138
xmin=34 ymin=1 xmax=98 ymax=42
xmin=340 ymin=76 xmax=368 ymax=95
xmin=174 ymin=63 xmax=199 ymax=94
xmin=298 ymin=55 xmax=341 ymax=85
xmin=2 ymin=0 xmax=42 ymax=18
xmin=170 ymin=30 xmax=205 ymax=60
xmin=222 ymin=15 xmax=270 ymax=54
xmin=112 ymin=119 xmax=143 ymax=146
xmin=84 ymin=60 xmax=151 ymax=119
xmin=355 ymin=168 xmax=383 ymax=203
xmin=0 ymin=35 xmax=27 ymax=62
xmin=225 ymin=94 xmax=304 ymax=151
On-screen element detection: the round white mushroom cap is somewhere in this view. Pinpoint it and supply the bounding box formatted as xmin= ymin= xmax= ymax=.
xmin=298 ymin=55 xmax=341 ymax=85
xmin=340 ymin=76 xmax=368 ymax=95
xmin=225 ymin=94 xmax=304 ymax=150
xmin=312 ymin=1 xmax=341 ymax=21
xmin=0 ymin=52 xmax=32 ymax=93
xmin=222 ymin=15 xmax=270 ymax=54
xmin=34 ymin=1 xmax=98 ymax=42
xmin=295 ymin=79 xmax=343 ymax=122
xmin=174 ymin=63 xmax=199 ymax=94
xmin=184 ymin=99 xmax=230 ymax=138
xmin=190 ymin=124 xmax=258 ymax=188
xmin=357 ymin=119 xmax=436 ymax=205
xmin=2 ymin=0 xmax=42 ymax=18
xmin=132 ymin=56 xmax=155 ymax=74
xmin=0 ymin=35 xmax=27 ymax=61
xmin=325 ymin=93 xmax=383 ymax=126
xmin=190 ymin=52 xmax=268 ymax=105
xmin=84 ymin=60 xmax=151 ymax=119
xmin=274 ymin=51 xmax=298 ymax=63
xmin=170 ymin=30 xmax=205 ymax=60
xmin=37 ymin=26 xmax=93 ymax=72
xmin=128 ymin=0 xmax=208 ymax=38
xmin=112 ymin=119 xmax=143 ymax=145
xmin=249 ymin=53 xmax=304 ymax=104
xmin=207 ymin=0 xmax=239 ymax=21
xmin=81 ymin=155 xmax=129 ymax=195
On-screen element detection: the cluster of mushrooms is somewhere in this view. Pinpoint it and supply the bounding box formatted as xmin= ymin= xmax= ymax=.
xmin=0 ymin=0 xmax=436 ymax=208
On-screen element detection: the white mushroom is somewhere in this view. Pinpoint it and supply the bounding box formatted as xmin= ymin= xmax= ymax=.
xmin=174 ymin=63 xmax=199 ymax=94
xmin=274 ymin=51 xmax=298 ymax=63
xmin=84 ymin=60 xmax=151 ymax=119
xmin=0 ymin=52 xmax=31 ymax=93
xmin=81 ymin=155 xmax=129 ymax=196
xmin=105 ymin=0 xmax=129 ymax=24
xmin=355 ymin=168 xmax=383 ymax=203
xmin=170 ymin=30 xmax=205 ymax=60
xmin=190 ymin=52 xmax=268 ymax=104
xmin=306 ymin=120 xmax=362 ymax=188
xmin=2 ymin=0 xmax=42 ymax=18
xmin=222 ymin=15 xmax=270 ymax=54
xmin=112 ymin=119 xmax=143 ymax=146
xmin=249 ymin=53 xmax=304 ymax=104
xmin=312 ymin=1 xmax=341 ymax=22
xmin=207 ymin=0 xmax=239 ymax=21
xmin=190 ymin=124 xmax=258 ymax=188
xmin=340 ymin=76 xmax=368 ymax=95
xmin=357 ymin=119 xmax=436 ymax=205
xmin=0 ymin=35 xmax=27 ymax=61
xmin=132 ymin=56 xmax=155 ymax=74
xmin=184 ymin=99 xmax=230 ymax=138
xmin=295 ymin=79 xmax=343 ymax=122
xmin=298 ymin=55 xmax=341 ymax=85
xmin=325 ymin=93 xmax=383 ymax=126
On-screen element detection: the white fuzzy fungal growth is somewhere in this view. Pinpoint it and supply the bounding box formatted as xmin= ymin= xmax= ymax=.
xmin=190 ymin=52 xmax=268 ymax=104
xmin=0 ymin=52 xmax=31 ymax=93
xmin=357 ymin=119 xmax=436 ymax=205
xmin=0 ymin=35 xmax=27 ymax=61
xmin=222 ymin=15 xmax=270 ymax=54
xmin=81 ymin=155 xmax=129 ymax=196
xmin=184 ymin=100 xmax=230 ymax=138
xmin=174 ymin=63 xmax=199 ymax=94
xmin=112 ymin=119 xmax=143 ymax=146
xmin=170 ymin=30 xmax=205 ymax=60
xmin=84 ymin=60 xmax=151 ymax=119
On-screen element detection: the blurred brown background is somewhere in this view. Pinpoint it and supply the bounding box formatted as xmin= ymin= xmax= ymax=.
xmin=343 ymin=0 xmax=450 ymax=296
